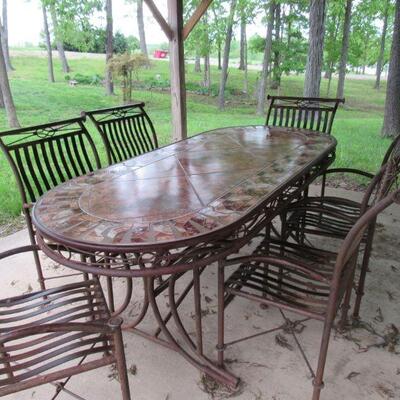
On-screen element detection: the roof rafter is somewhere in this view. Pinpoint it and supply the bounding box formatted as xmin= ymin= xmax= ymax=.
xmin=143 ymin=0 xmax=173 ymax=41
xmin=183 ymin=0 xmax=213 ymax=40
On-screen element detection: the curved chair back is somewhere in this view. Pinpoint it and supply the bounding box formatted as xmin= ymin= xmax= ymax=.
xmin=361 ymin=136 xmax=400 ymax=212
xmin=266 ymin=95 xmax=344 ymax=135
xmin=335 ymin=188 xmax=400 ymax=292
xmin=381 ymin=133 xmax=400 ymax=166
xmin=0 ymin=117 xmax=101 ymax=207
xmin=83 ymin=102 xmax=158 ymax=165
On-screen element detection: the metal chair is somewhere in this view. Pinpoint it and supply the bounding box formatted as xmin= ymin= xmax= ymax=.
xmin=0 ymin=117 xmax=101 ymax=291
xmin=82 ymin=103 xmax=159 ymax=165
xmin=265 ymin=95 xmax=344 ymax=135
xmin=0 ymin=245 xmax=131 ymax=399
xmin=219 ymin=187 xmax=400 ymax=400
xmin=283 ymin=134 xmax=400 ymax=319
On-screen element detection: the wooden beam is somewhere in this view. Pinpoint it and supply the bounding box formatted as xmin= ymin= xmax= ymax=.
xmin=168 ymin=0 xmax=187 ymax=141
xmin=183 ymin=0 xmax=213 ymax=40
xmin=144 ymin=0 xmax=173 ymax=41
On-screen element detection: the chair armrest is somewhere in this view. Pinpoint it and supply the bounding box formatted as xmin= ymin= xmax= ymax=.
xmin=321 ymin=168 xmax=374 ymax=180
xmin=224 ymin=255 xmax=330 ymax=284
xmin=0 ymin=318 xmax=123 ymax=343
xmin=0 ymin=245 xmax=40 ymax=261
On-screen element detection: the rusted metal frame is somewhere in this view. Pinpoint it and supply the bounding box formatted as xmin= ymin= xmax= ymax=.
xmin=130 ymin=115 xmax=149 ymax=153
xmin=183 ymin=0 xmax=213 ymax=40
xmin=219 ymin=191 xmax=400 ymax=400
xmin=0 ymin=119 xmax=100 ymax=289
xmin=84 ymin=104 xmax=158 ymax=165
xmin=139 ymin=106 xmax=159 ymax=148
xmin=147 ymin=274 xmax=240 ymax=388
xmin=32 ymin=136 xmax=336 ymax=386
xmin=0 ymin=247 xmax=131 ymax=399
xmin=265 ymin=95 xmax=344 ymax=135
xmin=119 ymin=118 xmax=138 ymax=159
xmin=120 ymin=118 xmax=140 ymax=158
xmin=112 ymin=120 xmax=130 ymax=162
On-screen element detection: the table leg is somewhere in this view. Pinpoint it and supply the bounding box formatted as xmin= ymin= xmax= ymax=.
xmin=148 ymin=273 xmax=239 ymax=388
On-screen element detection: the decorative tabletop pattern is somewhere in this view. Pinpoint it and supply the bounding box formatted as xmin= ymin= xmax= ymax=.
xmin=33 ymin=126 xmax=335 ymax=248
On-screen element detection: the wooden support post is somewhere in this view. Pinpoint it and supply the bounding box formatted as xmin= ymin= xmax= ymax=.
xmin=168 ymin=0 xmax=187 ymax=141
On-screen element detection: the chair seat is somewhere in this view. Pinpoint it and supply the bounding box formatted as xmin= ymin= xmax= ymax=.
xmin=225 ymin=238 xmax=338 ymax=319
xmin=0 ymin=279 xmax=109 ymax=333
xmin=0 ymin=278 xmax=113 ymax=393
xmin=285 ymin=196 xmax=362 ymax=240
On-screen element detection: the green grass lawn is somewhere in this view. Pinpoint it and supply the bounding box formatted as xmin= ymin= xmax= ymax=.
xmin=0 ymin=52 xmax=392 ymax=219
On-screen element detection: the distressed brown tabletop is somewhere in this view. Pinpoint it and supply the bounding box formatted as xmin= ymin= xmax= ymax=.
xmin=33 ymin=125 xmax=336 ymax=250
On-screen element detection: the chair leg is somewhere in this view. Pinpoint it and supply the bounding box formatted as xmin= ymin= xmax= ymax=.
xmin=352 ymin=227 xmax=375 ymax=320
xmin=110 ymin=318 xmax=131 ymax=400
xmin=312 ymin=316 xmax=334 ymax=400
xmin=25 ymin=212 xmax=46 ymax=291
xmin=217 ymin=260 xmax=225 ymax=367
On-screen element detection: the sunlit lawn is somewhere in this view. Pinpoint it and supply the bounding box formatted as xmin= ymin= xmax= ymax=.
xmin=0 ymin=52 xmax=391 ymax=218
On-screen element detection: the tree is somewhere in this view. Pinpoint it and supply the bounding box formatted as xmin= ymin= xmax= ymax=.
xmin=238 ymin=14 xmax=246 ymax=70
xmin=217 ymin=0 xmax=237 ymax=110
xmin=109 ymin=53 xmax=148 ymax=104
xmin=336 ymin=0 xmax=352 ymax=99
xmin=136 ymin=0 xmax=148 ymax=57
xmin=256 ymin=1 xmax=275 ymax=115
xmin=270 ymin=2 xmax=282 ymax=89
xmin=304 ymin=0 xmax=326 ymax=97
xmin=49 ymin=3 xmax=70 ymax=73
xmin=0 ymin=0 xmax=13 ymax=71
xmin=382 ymin=0 xmax=400 ymax=138
xmin=105 ymin=0 xmax=114 ymax=95
xmin=375 ymin=0 xmax=390 ymax=89
xmin=42 ymin=2 xmax=55 ymax=83
xmin=210 ymin=1 xmax=226 ymax=70
xmin=0 ymin=29 xmax=19 ymax=128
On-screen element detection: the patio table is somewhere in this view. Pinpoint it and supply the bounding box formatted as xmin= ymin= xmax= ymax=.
xmin=32 ymin=125 xmax=336 ymax=387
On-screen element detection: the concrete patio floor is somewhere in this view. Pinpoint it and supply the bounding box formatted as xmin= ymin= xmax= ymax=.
xmin=1 ymin=187 xmax=399 ymax=400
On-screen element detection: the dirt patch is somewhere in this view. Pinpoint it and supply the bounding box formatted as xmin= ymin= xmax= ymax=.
xmin=0 ymin=214 xmax=26 ymax=237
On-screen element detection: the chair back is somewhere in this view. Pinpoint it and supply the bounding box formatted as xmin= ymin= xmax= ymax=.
xmin=334 ymin=188 xmax=400 ymax=298
xmin=361 ymin=137 xmax=400 ymax=212
xmin=266 ymin=95 xmax=344 ymax=134
xmin=83 ymin=102 xmax=158 ymax=165
xmin=381 ymin=133 xmax=400 ymax=166
xmin=0 ymin=117 xmax=101 ymax=206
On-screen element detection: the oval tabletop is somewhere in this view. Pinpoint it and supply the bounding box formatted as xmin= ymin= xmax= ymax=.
xmin=32 ymin=126 xmax=336 ymax=250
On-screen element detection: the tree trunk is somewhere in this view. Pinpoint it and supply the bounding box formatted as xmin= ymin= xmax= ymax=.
xmin=336 ymin=0 xmax=352 ymax=99
xmin=137 ymin=0 xmax=148 ymax=57
xmin=217 ymin=0 xmax=237 ymax=110
xmin=194 ymin=51 xmax=201 ymax=72
xmin=49 ymin=4 xmax=70 ymax=74
xmin=238 ymin=15 xmax=246 ymax=70
xmin=42 ymin=4 xmax=55 ymax=83
xmin=0 ymin=86 xmax=4 ymax=108
xmin=304 ymin=0 xmax=326 ymax=97
xmin=203 ymin=54 xmax=211 ymax=93
xmin=375 ymin=0 xmax=389 ymax=90
xmin=270 ymin=2 xmax=281 ymax=89
xmin=105 ymin=0 xmax=114 ymax=95
xmin=217 ymin=43 xmax=222 ymax=70
xmin=1 ymin=0 xmax=13 ymax=71
xmin=243 ymin=30 xmax=248 ymax=94
xmin=256 ymin=1 xmax=275 ymax=115
xmin=382 ymin=0 xmax=400 ymax=138
xmin=0 ymin=30 xmax=19 ymax=127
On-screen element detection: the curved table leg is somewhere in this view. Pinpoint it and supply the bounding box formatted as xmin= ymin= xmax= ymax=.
xmin=147 ymin=271 xmax=239 ymax=388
